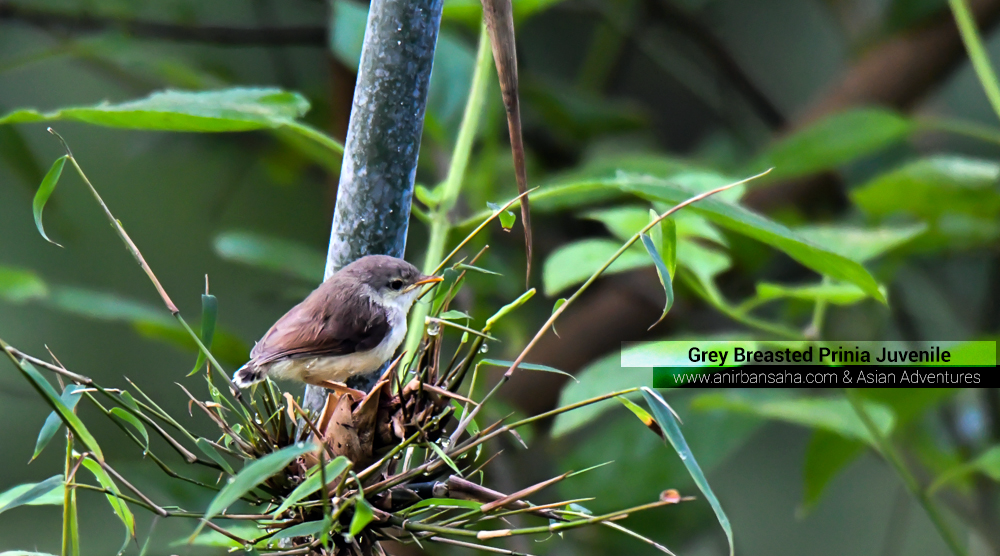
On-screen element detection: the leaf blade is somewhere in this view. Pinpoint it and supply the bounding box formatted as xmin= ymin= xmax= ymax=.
xmin=32 ymin=156 xmax=68 ymax=247
xmin=32 ymin=384 xmax=85 ymax=462
xmin=80 ymin=459 xmax=136 ymax=540
xmin=642 ymin=387 xmax=734 ymax=556
xmin=0 ymin=475 xmax=63 ymax=515
xmin=273 ymin=456 xmax=351 ymax=517
xmin=188 ymin=293 xmax=218 ymax=376
xmin=640 ymin=233 xmax=674 ymax=329
xmin=13 ymin=360 xmax=103 ymax=460
xmin=191 ymin=442 xmax=319 ymax=539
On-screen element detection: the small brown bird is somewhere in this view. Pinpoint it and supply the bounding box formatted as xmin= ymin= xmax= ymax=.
xmin=233 ymin=255 xmax=442 ymax=388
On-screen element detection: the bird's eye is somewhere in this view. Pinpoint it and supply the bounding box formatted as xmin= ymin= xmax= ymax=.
xmin=390 ymin=279 xmax=404 ymax=291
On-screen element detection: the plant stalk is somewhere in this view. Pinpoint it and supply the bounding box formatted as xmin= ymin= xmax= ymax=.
xmin=846 ymin=389 xmax=967 ymax=556
xmin=404 ymin=22 xmax=494 ymax=365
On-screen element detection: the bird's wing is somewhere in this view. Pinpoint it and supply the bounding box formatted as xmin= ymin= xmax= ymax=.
xmin=250 ymin=288 xmax=390 ymax=366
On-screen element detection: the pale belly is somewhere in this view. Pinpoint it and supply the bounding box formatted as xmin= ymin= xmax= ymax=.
xmin=267 ymin=315 xmax=407 ymax=384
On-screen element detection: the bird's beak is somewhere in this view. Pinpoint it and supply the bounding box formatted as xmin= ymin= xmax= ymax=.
xmin=404 ymin=275 xmax=444 ymax=293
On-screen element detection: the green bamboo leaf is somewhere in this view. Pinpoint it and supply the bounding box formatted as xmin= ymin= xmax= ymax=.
xmin=621 ymin=178 xmax=885 ymax=303
xmin=427 ymin=442 xmax=462 ymax=475
xmin=276 ymin=520 xmax=327 ymax=539
xmin=188 ymin=294 xmax=218 ymax=376
xmin=80 ymin=459 xmax=135 ymax=539
xmin=850 ymin=156 xmax=1000 ymax=220
xmin=0 ymin=481 xmax=64 ymax=509
xmin=110 ymin=408 xmax=149 ymax=455
xmin=118 ymin=391 xmax=141 ymax=413
xmin=552 ymin=298 xmax=566 ymax=336
xmin=14 ymin=360 xmax=103 ymax=460
xmin=455 ymin=263 xmax=501 ymax=276
xmin=0 ymin=475 xmax=63 ymax=515
xmin=616 ymin=396 xmax=663 ymax=439
xmin=349 ymin=497 xmax=375 ymax=537
xmin=0 ymin=552 xmax=60 ymax=555
xmin=477 ymin=358 xmax=576 ymax=381
xmin=792 ymin=224 xmax=927 ymax=263
xmin=584 ymin=205 xmax=726 ymax=247
xmin=487 ymin=201 xmax=516 ymax=230
xmin=640 ymin=233 xmax=674 ymax=329
xmin=450 ymin=400 xmax=481 ymax=435
xmin=32 ymin=384 xmax=85 ymax=462
xmin=1 ymin=88 xmax=310 ymax=131
xmin=484 ymin=289 xmax=535 ymax=331
xmin=273 ymin=456 xmax=351 ymax=517
xmin=543 ymin=239 xmax=650 ymax=296
xmin=662 ymin=217 xmax=677 ymax=277
xmin=751 ymin=108 xmax=914 ymax=180
xmin=213 ymin=231 xmax=324 ymax=282
xmin=0 ymin=265 xmax=48 ymax=303
xmin=399 ymin=497 xmax=483 ymax=515
xmin=32 ymin=155 xmax=68 ymax=247
xmin=753 ymin=282 xmax=870 ymax=305
xmin=191 ymin=442 xmax=319 ymax=539
xmin=641 ymin=387 xmax=733 ymax=556
xmin=439 ymin=310 xmax=472 ymax=320
xmin=195 ymin=438 xmax=235 ymax=475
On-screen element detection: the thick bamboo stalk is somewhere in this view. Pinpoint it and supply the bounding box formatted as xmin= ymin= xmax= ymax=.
xmin=305 ymin=0 xmax=444 ymax=410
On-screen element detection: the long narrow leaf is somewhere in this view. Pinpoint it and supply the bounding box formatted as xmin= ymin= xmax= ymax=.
xmin=0 ymin=481 xmax=64 ymax=509
xmin=32 ymin=155 xmax=67 ymax=246
xmin=80 ymin=459 xmax=135 ymax=540
xmin=477 ymin=358 xmax=577 ymax=381
xmin=188 ymin=294 xmax=218 ymax=376
xmin=641 ymin=387 xmax=733 ymax=556
xmin=273 ymin=456 xmax=351 ymax=517
xmin=640 ymin=233 xmax=674 ymax=330
xmin=109 ymin=408 xmax=150 ymax=455
xmin=484 ymin=289 xmax=535 ymax=331
xmin=349 ymin=497 xmax=375 ymax=537
xmin=276 ymin=520 xmax=327 ymax=539
xmin=0 ymin=475 xmax=63 ymax=515
xmin=14 ymin=360 xmax=103 ymax=461
xmin=194 ymin=439 xmax=235 ymax=475
xmin=191 ymin=442 xmax=318 ymax=539
xmin=32 ymin=385 xmax=85 ymax=462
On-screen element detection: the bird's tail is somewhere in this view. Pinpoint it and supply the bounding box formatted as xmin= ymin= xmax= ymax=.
xmin=232 ymin=362 xmax=265 ymax=388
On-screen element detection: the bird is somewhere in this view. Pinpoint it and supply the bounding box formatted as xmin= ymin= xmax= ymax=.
xmin=232 ymin=255 xmax=443 ymax=388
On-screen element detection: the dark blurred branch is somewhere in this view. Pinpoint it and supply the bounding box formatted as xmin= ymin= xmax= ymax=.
xmin=645 ymin=0 xmax=786 ymax=129
xmin=0 ymin=2 xmax=326 ymax=46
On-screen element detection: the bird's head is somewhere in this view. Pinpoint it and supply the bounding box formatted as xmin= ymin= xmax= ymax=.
xmin=347 ymin=255 xmax=443 ymax=312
